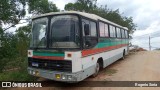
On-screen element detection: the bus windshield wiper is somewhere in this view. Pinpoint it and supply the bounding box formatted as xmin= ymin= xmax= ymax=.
xmin=34 ymin=37 xmax=45 ymax=50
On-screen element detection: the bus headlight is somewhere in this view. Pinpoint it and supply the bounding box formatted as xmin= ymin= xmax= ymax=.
xmin=67 ymin=75 xmax=72 ymax=80
xmin=29 ymin=70 xmax=32 ymax=74
xmin=32 ymin=71 xmax=36 ymax=75
xmin=62 ymin=75 xmax=67 ymax=80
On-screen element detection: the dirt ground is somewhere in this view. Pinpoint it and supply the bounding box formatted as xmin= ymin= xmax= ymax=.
xmin=6 ymin=51 xmax=160 ymax=90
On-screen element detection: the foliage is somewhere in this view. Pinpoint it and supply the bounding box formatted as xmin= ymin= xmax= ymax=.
xmin=0 ymin=0 xmax=59 ymax=31
xmin=65 ymin=0 xmax=137 ymax=33
xmin=15 ymin=25 xmax=31 ymax=57
xmin=0 ymin=71 xmax=36 ymax=81
xmin=65 ymin=0 xmax=97 ymax=12
xmin=0 ymin=32 xmax=18 ymax=72
xmin=0 ymin=1 xmax=59 ymax=81
xmin=28 ymin=0 xmax=59 ymax=15
xmin=0 ymin=0 xmax=26 ymax=26
xmin=0 ymin=0 xmax=59 ymax=74
xmin=0 ymin=25 xmax=36 ymax=81
xmin=0 ymin=24 xmax=38 ymax=80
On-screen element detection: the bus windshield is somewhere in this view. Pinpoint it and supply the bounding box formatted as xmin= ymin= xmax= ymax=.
xmin=30 ymin=15 xmax=80 ymax=49
xmin=50 ymin=15 xmax=80 ymax=48
xmin=30 ymin=17 xmax=48 ymax=48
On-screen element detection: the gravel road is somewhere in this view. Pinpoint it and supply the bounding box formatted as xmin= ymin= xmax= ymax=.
xmin=9 ymin=51 xmax=160 ymax=90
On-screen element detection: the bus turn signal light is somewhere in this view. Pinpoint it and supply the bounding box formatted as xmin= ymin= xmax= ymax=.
xmin=55 ymin=74 xmax=61 ymax=79
xmin=67 ymin=53 xmax=72 ymax=57
xmin=28 ymin=51 xmax=31 ymax=55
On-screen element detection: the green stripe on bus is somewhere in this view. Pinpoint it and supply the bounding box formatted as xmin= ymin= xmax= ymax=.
xmin=95 ymin=38 xmax=129 ymax=48
xmin=33 ymin=51 xmax=64 ymax=57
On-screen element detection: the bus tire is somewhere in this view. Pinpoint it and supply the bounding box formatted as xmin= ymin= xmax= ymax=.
xmin=92 ymin=61 xmax=100 ymax=77
xmin=122 ymin=50 xmax=125 ymax=60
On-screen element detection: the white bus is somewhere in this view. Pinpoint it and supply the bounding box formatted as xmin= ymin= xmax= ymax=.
xmin=27 ymin=11 xmax=129 ymax=82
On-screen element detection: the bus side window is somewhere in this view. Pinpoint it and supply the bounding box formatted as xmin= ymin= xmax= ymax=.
xmin=105 ymin=24 xmax=109 ymax=37
xmin=82 ymin=19 xmax=97 ymax=48
xmin=121 ymin=29 xmax=123 ymax=38
xmin=123 ymin=30 xmax=126 ymax=38
xmin=99 ymin=22 xmax=105 ymax=37
xmin=82 ymin=19 xmax=90 ymax=36
xmin=112 ymin=26 xmax=116 ymax=37
xmin=109 ymin=25 xmax=113 ymax=37
xmin=90 ymin=21 xmax=97 ymax=36
xmin=116 ymin=27 xmax=121 ymax=38
xmin=109 ymin=25 xmax=116 ymax=38
xmin=121 ymin=29 xmax=125 ymax=38
xmin=125 ymin=30 xmax=128 ymax=38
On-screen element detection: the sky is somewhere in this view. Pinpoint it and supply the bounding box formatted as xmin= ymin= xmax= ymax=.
xmin=51 ymin=0 xmax=160 ymax=50
xmin=4 ymin=0 xmax=160 ymax=50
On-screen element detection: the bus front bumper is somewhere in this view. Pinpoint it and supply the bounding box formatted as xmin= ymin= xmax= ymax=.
xmin=27 ymin=67 xmax=82 ymax=82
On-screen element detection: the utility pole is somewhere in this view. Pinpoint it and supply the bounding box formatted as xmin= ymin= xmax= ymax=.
xmin=149 ymin=36 xmax=151 ymax=51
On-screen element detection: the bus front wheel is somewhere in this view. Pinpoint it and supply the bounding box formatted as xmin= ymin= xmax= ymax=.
xmin=122 ymin=50 xmax=125 ymax=60
xmin=92 ymin=62 xmax=100 ymax=77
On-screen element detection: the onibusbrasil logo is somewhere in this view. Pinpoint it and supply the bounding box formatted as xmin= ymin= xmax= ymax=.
xmin=1 ymin=82 xmax=42 ymax=87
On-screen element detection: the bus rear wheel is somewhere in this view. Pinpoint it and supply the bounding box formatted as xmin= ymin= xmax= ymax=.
xmin=92 ymin=62 xmax=100 ymax=77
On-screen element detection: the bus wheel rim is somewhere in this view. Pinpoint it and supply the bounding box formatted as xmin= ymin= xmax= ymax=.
xmin=96 ymin=63 xmax=100 ymax=73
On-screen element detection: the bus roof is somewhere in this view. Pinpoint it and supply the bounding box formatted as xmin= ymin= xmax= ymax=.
xmin=32 ymin=11 xmax=128 ymax=30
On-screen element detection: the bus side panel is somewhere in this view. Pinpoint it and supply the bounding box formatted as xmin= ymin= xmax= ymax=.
xmin=80 ymin=53 xmax=100 ymax=80
xmin=78 ymin=38 xmax=129 ymax=80
xmin=102 ymin=47 xmax=124 ymax=68
xmin=99 ymin=38 xmax=129 ymax=68
xmin=65 ymin=51 xmax=82 ymax=73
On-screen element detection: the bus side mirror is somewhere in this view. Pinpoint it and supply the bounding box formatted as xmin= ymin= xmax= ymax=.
xmin=84 ymin=24 xmax=90 ymax=35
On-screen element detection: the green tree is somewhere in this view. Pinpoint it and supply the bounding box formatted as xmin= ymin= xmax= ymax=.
xmin=0 ymin=0 xmax=27 ymax=72
xmin=28 ymin=0 xmax=59 ymax=15
xmin=65 ymin=0 xmax=136 ymax=33
xmin=0 ymin=0 xmax=26 ymax=29
xmin=0 ymin=32 xmax=18 ymax=72
xmin=92 ymin=7 xmax=136 ymax=34
xmin=15 ymin=25 xmax=31 ymax=57
xmin=65 ymin=0 xmax=97 ymax=12
xmin=0 ymin=0 xmax=59 ymax=72
xmin=0 ymin=0 xmax=59 ymax=31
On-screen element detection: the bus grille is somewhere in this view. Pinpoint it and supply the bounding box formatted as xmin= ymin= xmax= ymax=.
xmin=28 ymin=58 xmax=72 ymax=72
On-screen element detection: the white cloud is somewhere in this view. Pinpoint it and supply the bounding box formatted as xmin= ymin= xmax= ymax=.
xmin=132 ymin=21 xmax=160 ymax=50
xmin=97 ymin=0 xmax=160 ymax=29
xmin=133 ymin=21 xmax=160 ymax=37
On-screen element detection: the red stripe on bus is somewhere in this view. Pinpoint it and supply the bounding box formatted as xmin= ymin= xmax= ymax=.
xmin=82 ymin=44 xmax=128 ymax=57
xmin=32 ymin=56 xmax=64 ymax=60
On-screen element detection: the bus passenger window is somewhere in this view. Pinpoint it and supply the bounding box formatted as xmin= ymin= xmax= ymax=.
xmin=99 ymin=22 xmax=105 ymax=37
xmin=116 ymin=27 xmax=121 ymax=38
xmin=105 ymin=24 xmax=109 ymax=37
xmin=125 ymin=30 xmax=128 ymax=38
xmin=109 ymin=25 xmax=116 ymax=37
xmin=123 ymin=30 xmax=126 ymax=38
xmin=109 ymin=25 xmax=113 ymax=37
xmin=82 ymin=19 xmax=97 ymax=48
xmin=90 ymin=22 xmax=97 ymax=36
xmin=121 ymin=29 xmax=125 ymax=38
xmin=112 ymin=26 xmax=116 ymax=37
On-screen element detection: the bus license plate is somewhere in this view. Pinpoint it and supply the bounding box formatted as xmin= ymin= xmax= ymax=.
xmin=32 ymin=62 xmax=39 ymax=67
